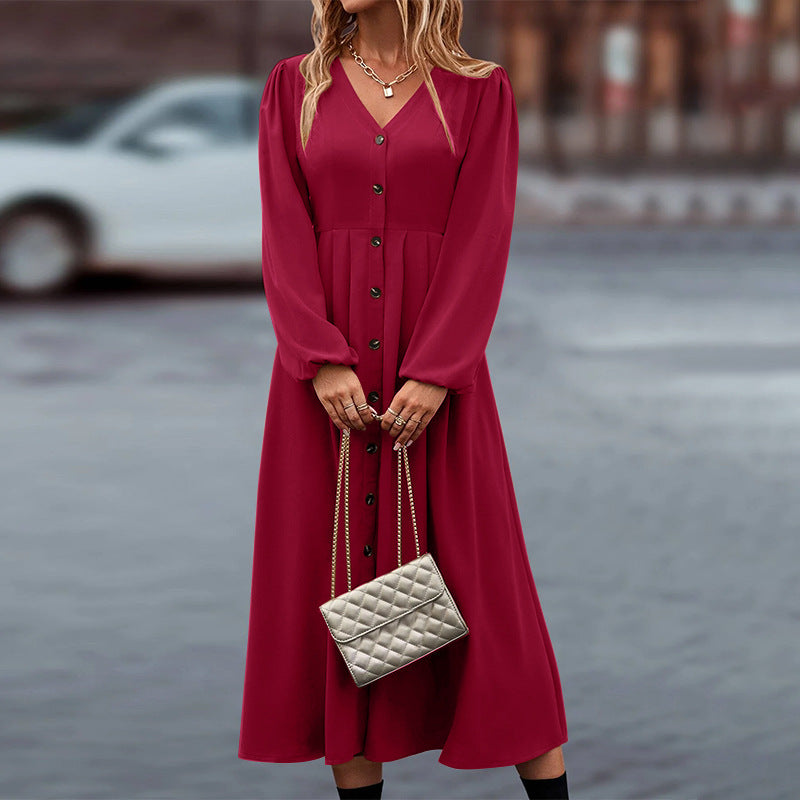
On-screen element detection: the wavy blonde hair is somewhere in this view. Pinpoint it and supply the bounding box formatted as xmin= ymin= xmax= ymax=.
xmin=298 ymin=0 xmax=501 ymax=154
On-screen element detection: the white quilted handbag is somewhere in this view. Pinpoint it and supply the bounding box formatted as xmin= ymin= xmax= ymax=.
xmin=319 ymin=427 xmax=469 ymax=688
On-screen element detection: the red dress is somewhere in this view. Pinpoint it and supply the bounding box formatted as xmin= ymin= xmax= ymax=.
xmin=238 ymin=52 xmax=568 ymax=769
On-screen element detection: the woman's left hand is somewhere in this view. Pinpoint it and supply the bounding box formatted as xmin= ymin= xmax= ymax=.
xmin=378 ymin=379 xmax=448 ymax=448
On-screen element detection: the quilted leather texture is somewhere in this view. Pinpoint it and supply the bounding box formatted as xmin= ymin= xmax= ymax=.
xmin=320 ymin=552 xmax=469 ymax=688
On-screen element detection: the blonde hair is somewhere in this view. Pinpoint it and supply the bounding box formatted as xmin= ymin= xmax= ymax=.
xmin=298 ymin=0 xmax=501 ymax=154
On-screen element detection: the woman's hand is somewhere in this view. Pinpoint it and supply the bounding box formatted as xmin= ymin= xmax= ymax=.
xmin=380 ymin=379 xmax=448 ymax=448
xmin=312 ymin=364 xmax=379 ymax=432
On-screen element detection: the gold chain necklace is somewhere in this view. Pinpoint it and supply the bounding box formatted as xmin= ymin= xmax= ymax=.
xmin=346 ymin=39 xmax=419 ymax=99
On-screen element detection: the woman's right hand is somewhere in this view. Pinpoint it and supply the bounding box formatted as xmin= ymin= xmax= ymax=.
xmin=312 ymin=364 xmax=379 ymax=432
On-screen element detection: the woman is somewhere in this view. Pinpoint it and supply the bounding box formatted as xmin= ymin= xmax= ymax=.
xmin=238 ymin=2 xmax=569 ymax=798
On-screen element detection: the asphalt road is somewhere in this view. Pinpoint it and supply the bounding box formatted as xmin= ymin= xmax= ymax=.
xmin=1 ymin=229 xmax=799 ymax=799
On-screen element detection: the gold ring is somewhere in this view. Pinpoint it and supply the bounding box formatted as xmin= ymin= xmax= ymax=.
xmin=394 ymin=416 xmax=406 ymax=426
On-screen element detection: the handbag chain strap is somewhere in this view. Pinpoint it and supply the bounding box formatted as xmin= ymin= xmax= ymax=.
xmin=330 ymin=430 xmax=421 ymax=599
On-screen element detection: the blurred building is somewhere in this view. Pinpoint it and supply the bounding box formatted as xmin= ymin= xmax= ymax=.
xmin=496 ymin=0 xmax=800 ymax=172
xmin=0 ymin=1 xmax=270 ymax=119
xmin=0 ymin=0 xmax=796 ymax=175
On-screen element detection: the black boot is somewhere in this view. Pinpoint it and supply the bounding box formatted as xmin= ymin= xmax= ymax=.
xmin=520 ymin=770 xmax=568 ymax=799
xmin=336 ymin=778 xmax=384 ymax=799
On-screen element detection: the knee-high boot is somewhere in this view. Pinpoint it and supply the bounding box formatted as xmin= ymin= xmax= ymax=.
xmin=335 ymin=778 xmax=384 ymax=799
xmin=520 ymin=770 xmax=569 ymax=799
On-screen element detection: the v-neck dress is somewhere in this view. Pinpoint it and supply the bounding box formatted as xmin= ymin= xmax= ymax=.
xmin=237 ymin=51 xmax=569 ymax=770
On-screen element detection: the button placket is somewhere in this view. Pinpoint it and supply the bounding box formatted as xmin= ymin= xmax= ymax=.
xmin=362 ymin=130 xmax=387 ymax=573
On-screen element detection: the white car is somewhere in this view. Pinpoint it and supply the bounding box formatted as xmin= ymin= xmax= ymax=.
xmin=0 ymin=74 xmax=263 ymax=295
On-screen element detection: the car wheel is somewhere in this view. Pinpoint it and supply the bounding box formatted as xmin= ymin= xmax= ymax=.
xmin=0 ymin=209 xmax=85 ymax=295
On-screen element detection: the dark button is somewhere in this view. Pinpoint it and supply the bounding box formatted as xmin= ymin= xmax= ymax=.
xmin=365 ymin=493 xmax=376 ymax=505
xmin=370 ymin=235 xmax=381 ymax=247
xmin=366 ymin=442 xmax=378 ymax=454
xmin=370 ymin=286 xmax=382 ymax=298
xmin=367 ymin=391 xmax=380 ymax=403
xmin=372 ymin=183 xmax=384 ymax=195
xmin=363 ymin=544 xmax=373 ymax=556
xmin=368 ymin=339 xmax=381 ymax=350
xmin=374 ymin=134 xmax=385 ymax=145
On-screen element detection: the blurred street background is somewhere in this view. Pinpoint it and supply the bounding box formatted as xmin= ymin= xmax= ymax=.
xmin=1 ymin=2 xmax=799 ymax=799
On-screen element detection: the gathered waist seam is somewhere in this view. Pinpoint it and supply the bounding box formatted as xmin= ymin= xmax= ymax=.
xmin=314 ymin=226 xmax=444 ymax=235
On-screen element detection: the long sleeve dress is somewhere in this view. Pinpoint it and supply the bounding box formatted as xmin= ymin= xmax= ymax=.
xmin=237 ymin=52 xmax=569 ymax=770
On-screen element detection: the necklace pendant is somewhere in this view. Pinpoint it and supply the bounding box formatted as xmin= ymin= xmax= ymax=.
xmin=383 ymin=84 xmax=394 ymax=98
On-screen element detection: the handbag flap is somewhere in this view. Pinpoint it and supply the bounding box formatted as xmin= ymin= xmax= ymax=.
xmin=320 ymin=553 xmax=444 ymax=644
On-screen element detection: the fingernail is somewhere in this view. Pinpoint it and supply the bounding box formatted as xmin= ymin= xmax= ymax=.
xmin=393 ymin=441 xmax=401 ymax=451
xmin=406 ymin=439 xmax=413 ymax=447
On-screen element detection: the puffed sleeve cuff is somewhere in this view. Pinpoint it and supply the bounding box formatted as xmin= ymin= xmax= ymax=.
xmin=259 ymin=58 xmax=360 ymax=383
xmin=397 ymin=65 xmax=518 ymax=396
